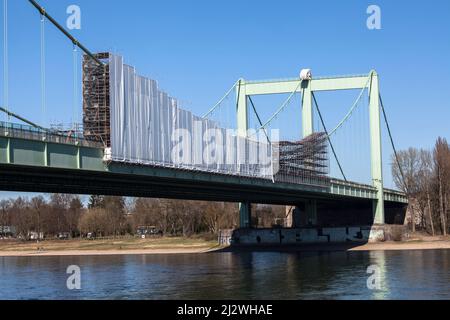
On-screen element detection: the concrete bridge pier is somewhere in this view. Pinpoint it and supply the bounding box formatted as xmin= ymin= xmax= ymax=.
xmin=305 ymin=200 xmax=318 ymax=226
xmin=285 ymin=200 xmax=318 ymax=228
xmin=239 ymin=202 xmax=252 ymax=228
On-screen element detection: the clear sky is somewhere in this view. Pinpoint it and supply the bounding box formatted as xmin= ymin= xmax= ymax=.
xmin=1 ymin=0 xmax=449 ymax=199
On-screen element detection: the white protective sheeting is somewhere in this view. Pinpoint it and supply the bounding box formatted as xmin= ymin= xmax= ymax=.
xmin=109 ymin=54 xmax=274 ymax=179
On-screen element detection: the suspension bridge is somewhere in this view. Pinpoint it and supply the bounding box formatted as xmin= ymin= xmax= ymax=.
xmin=0 ymin=1 xmax=407 ymax=231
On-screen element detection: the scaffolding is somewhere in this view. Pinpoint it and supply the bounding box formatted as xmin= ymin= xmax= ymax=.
xmin=50 ymin=122 xmax=84 ymax=138
xmin=274 ymin=132 xmax=330 ymax=186
xmin=80 ymin=52 xmax=330 ymax=186
xmin=82 ymin=52 xmax=110 ymax=146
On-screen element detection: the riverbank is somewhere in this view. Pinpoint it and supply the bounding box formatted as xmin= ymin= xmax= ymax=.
xmin=350 ymin=240 xmax=450 ymax=251
xmin=0 ymin=237 xmax=220 ymax=257
xmin=1 ymin=235 xmax=450 ymax=257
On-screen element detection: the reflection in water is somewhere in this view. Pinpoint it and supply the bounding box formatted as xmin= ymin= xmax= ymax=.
xmin=1 ymin=250 xmax=450 ymax=300
xmin=369 ymin=251 xmax=389 ymax=300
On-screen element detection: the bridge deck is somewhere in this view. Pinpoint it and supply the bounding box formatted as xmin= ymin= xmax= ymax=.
xmin=0 ymin=126 xmax=407 ymax=205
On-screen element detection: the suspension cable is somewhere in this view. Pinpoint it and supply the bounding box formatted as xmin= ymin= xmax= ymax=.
xmin=28 ymin=0 xmax=103 ymax=66
xmin=0 ymin=106 xmax=49 ymax=131
xmin=255 ymin=80 xmax=303 ymax=135
xmin=248 ymin=96 xmax=270 ymax=144
xmin=73 ymin=44 xmax=78 ymax=129
xmin=202 ymin=79 xmax=239 ymax=119
xmin=40 ymin=13 xmax=46 ymax=126
xmin=235 ymin=79 xmax=242 ymax=117
xmin=328 ymin=74 xmax=372 ymax=137
xmin=3 ymin=0 xmax=8 ymax=121
xmin=312 ymin=92 xmax=347 ymax=181
xmin=379 ymin=93 xmax=408 ymax=193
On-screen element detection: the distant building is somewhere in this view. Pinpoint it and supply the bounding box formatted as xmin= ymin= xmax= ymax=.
xmin=218 ymin=229 xmax=232 ymax=246
xmin=28 ymin=232 xmax=44 ymax=241
xmin=0 ymin=226 xmax=16 ymax=238
xmin=57 ymin=232 xmax=71 ymax=240
xmin=136 ymin=226 xmax=163 ymax=238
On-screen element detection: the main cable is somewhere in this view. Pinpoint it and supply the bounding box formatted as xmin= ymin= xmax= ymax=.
xmin=255 ymin=80 xmax=303 ymax=135
xmin=248 ymin=96 xmax=270 ymax=144
xmin=202 ymin=80 xmax=239 ymax=119
xmin=379 ymin=93 xmax=408 ymax=193
xmin=312 ymin=92 xmax=347 ymax=181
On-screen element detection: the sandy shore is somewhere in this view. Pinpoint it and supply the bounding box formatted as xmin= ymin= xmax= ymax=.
xmin=0 ymin=247 xmax=214 ymax=257
xmin=219 ymin=240 xmax=450 ymax=254
xmin=0 ymin=237 xmax=219 ymax=257
xmin=348 ymin=241 xmax=450 ymax=251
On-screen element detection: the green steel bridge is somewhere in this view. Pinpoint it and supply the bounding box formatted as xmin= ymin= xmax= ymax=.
xmin=0 ymin=121 xmax=407 ymax=227
xmin=0 ymin=0 xmax=408 ymax=229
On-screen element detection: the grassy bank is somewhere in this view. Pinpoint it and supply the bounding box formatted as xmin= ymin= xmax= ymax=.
xmin=0 ymin=236 xmax=220 ymax=256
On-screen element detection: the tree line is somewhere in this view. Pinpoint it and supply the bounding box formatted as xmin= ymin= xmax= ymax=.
xmin=0 ymin=192 xmax=288 ymax=240
xmin=0 ymin=194 xmax=248 ymax=239
xmin=392 ymin=137 xmax=450 ymax=236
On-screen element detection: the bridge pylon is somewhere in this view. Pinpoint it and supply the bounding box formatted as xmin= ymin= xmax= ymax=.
xmin=235 ymin=71 xmax=385 ymax=226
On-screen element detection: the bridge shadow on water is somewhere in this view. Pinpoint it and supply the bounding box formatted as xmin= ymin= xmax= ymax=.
xmin=211 ymin=242 xmax=368 ymax=254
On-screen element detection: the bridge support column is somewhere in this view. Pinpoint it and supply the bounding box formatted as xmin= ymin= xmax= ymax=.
xmin=301 ymin=80 xmax=313 ymax=138
xmin=76 ymin=145 xmax=81 ymax=169
xmin=236 ymin=80 xmax=251 ymax=229
xmin=239 ymin=202 xmax=252 ymax=228
xmin=236 ymin=79 xmax=248 ymax=137
xmin=6 ymin=137 xmax=11 ymax=164
xmin=369 ymin=71 xmax=385 ymax=224
xmin=43 ymin=142 xmax=48 ymax=167
xmin=285 ymin=206 xmax=294 ymax=228
xmin=305 ymin=200 xmax=317 ymax=226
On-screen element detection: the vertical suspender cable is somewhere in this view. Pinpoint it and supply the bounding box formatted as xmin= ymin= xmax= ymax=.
xmin=3 ymin=0 xmax=9 ymax=122
xmin=40 ymin=13 xmax=46 ymax=126
xmin=72 ymin=44 xmax=78 ymax=130
xmin=28 ymin=0 xmax=103 ymax=66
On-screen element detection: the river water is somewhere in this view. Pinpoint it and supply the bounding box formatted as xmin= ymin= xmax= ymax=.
xmin=1 ymin=250 xmax=450 ymax=300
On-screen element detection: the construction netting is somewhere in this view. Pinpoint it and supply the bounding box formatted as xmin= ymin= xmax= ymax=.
xmin=108 ymin=54 xmax=274 ymax=179
xmin=273 ymin=132 xmax=330 ymax=186
xmin=81 ymin=53 xmax=331 ymax=185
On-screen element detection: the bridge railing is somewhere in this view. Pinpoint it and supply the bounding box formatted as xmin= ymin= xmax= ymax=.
xmin=0 ymin=121 xmax=103 ymax=148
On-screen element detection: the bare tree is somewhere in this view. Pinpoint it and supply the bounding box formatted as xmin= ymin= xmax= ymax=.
xmin=10 ymin=197 xmax=31 ymax=239
xmin=434 ymin=137 xmax=450 ymax=236
xmin=0 ymin=200 xmax=11 ymax=225
xmin=67 ymin=197 xmax=84 ymax=237
xmin=392 ymin=148 xmax=423 ymax=232
xmin=79 ymin=207 xmax=108 ymax=237
xmin=30 ymin=196 xmax=47 ymax=239
xmin=418 ymin=150 xmax=435 ymax=235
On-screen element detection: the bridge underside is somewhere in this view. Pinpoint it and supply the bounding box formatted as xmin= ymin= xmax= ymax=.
xmin=0 ymin=163 xmax=407 ymax=228
xmin=0 ymin=134 xmax=407 ymax=228
xmin=0 ymin=163 xmax=382 ymax=205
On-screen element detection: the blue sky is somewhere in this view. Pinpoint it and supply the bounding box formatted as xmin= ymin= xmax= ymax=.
xmin=1 ymin=0 xmax=450 ymax=199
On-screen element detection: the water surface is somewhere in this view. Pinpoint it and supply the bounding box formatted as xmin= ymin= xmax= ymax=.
xmin=1 ymin=250 xmax=449 ymax=300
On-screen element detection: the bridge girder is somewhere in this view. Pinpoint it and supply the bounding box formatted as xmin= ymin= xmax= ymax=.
xmin=0 ymin=135 xmax=406 ymax=206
